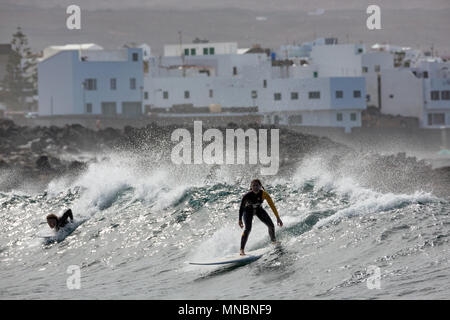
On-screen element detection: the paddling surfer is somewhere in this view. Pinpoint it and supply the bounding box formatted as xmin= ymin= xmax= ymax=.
xmin=46 ymin=209 xmax=73 ymax=231
xmin=238 ymin=179 xmax=283 ymax=256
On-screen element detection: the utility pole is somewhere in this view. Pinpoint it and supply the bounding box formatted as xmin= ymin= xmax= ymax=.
xmin=179 ymin=31 xmax=186 ymax=77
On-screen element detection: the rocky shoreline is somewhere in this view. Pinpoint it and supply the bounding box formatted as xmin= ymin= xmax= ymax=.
xmin=1 ymin=119 xmax=449 ymax=197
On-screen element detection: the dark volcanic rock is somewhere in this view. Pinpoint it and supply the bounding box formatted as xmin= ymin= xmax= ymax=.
xmin=36 ymin=155 xmax=52 ymax=171
xmin=0 ymin=159 xmax=10 ymax=169
xmin=67 ymin=160 xmax=88 ymax=173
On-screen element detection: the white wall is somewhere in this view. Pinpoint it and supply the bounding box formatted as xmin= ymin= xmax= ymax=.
xmin=259 ymin=77 xmax=331 ymax=112
xmin=38 ymin=51 xmax=75 ymax=115
xmin=361 ymin=52 xmax=394 ymax=73
xmin=144 ymin=53 xmax=272 ymax=110
xmin=380 ymin=69 xmax=423 ymax=119
xmin=144 ymin=76 xmax=258 ymax=109
xmin=329 ymin=77 xmax=366 ymax=110
xmin=38 ymin=48 xmax=144 ymax=116
xmin=311 ymin=44 xmax=365 ymax=77
xmin=75 ymin=49 xmax=144 ymax=115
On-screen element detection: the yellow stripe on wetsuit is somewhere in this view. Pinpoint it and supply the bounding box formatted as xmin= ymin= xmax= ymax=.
xmin=262 ymin=190 xmax=280 ymax=220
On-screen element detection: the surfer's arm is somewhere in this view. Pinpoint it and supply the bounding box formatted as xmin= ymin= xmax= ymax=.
xmin=60 ymin=209 xmax=73 ymax=224
xmin=239 ymin=196 xmax=246 ymax=221
xmin=262 ymin=191 xmax=280 ymax=220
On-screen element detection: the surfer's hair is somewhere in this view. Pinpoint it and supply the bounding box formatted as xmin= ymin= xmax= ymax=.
xmin=46 ymin=214 xmax=58 ymax=221
xmin=250 ymin=179 xmax=264 ymax=190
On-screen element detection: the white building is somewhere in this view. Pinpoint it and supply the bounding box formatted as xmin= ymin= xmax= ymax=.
xmin=143 ymin=52 xmax=271 ymax=112
xmin=380 ymin=58 xmax=450 ymax=128
xmin=418 ymin=60 xmax=450 ymax=128
xmin=38 ymin=47 xmax=144 ymax=117
xmin=164 ymin=41 xmax=238 ymax=57
xmin=276 ymin=38 xmax=338 ymax=60
xmin=41 ymin=43 xmax=103 ymax=61
xmin=309 ymin=42 xmax=396 ymax=110
xmin=124 ymin=43 xmax=152 ymax=61
xmin=310 ymin=43 xmax=366 ymax=77
xmin=260 ymin=76 xmax=366 ymax=132
xmin=37 ymin=39 xmax=369 ymax=131
xmin=144 ymin=41 xmax=367 ymax=131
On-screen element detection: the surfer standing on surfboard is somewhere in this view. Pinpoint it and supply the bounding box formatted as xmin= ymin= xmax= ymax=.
xmin=46 ymin=209 xmax=73 ymax=231
xmin=239 ymin=179 xmax=283 ymax=256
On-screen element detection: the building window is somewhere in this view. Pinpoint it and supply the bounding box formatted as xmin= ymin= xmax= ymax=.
xmin=350 ymin=113 xmax=357 ymax=121
xmin=274 ymin=93 xmax=282 ymax=101
xmin=441 ymin=90 xmax=450 ymax=100
xmin=263 ymin=79 xmax=267 ymax=88
xmin=374 ymin=65 xmax=381 ymax=72
xmin=132 ymin=52 xmax=139 ymax=61
xmin=289 ymin=115 xmax=303 ymax=124
xmin=184 ymin=90 xmax=190 ymax=99
xmin=184 ymin=48 xmax=189 ymax=56
xmin=84 ymin=79 xmax=96 ymax=90
xmin=203 ymin=48 xmax=208 ymax=55
xmin=273 ymin=115 xmax=280 ymax=125
xmin=144 ymin=91 xmax=149 ymax=100
xmin=233 ymin=66 xmax=237 ymax=75
xmin=251 ymin=90 xmax=258 ymax=99
xmin=209 ymin=89 xmax=213 ymax=98
xmin=101 ymin=102 xmax=117 ymax=116
xmin=190 ymin=48 xmax=196 ymax=56
xmin=163 ymin=91 xmax=169 ymax=99
xmin=110 ymin=78 xmax=116 ymax=90
xmin=291 ymin=92 xmax=299 ymax=100
xmin=335 ymin=90 xmax=343 ymax=99
xmin=431 ymin=91 xmax=440 ymax=100
xmin=86 ymin=103 xmax=92 ymax=113
xmin=199 ymin=69 xmax=210 ymax=76
xmin=423 ymin=71 xmax=428 ymax=78
xmin=336 ymin=113 xmax=343 ymax=121
xmin=428 ymin=113 xmax=445 ymax=125
xmin=130 ymin=78 xmax=136 ymax=90
xmin=209 ymin=47 xmax=215 ymax=55
xmin=353 ymin=90 xmax=361 ymax=98
xmin=308 ymin=91 xmax=320 ymax=99
xmin=362 ymin=66 xmax=368 ymax=73
xmin=434 ymin=113 xmax=445 ymax=125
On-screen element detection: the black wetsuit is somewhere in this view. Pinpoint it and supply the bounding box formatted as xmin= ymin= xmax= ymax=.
xmin=239 ymin=190 xmax=279 ymax=250
xmin=56 ymin=209 xmax=73 ymax=230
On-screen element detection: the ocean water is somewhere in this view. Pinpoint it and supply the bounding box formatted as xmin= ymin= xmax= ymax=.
xmin=0 ymin=151 xmax=449 ymax=299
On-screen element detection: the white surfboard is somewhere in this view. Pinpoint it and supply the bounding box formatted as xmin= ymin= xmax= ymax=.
xmin=36 ymin=218 xmax=87 ymax=243
xmin=189 ymin=248 xmax=269 ymax=266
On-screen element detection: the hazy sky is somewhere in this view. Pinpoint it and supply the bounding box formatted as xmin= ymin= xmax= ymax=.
xmin=1 ymin=0 xmax=449 ymax=55
xmin=4 ymin=0 xmax=450 ymax=11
